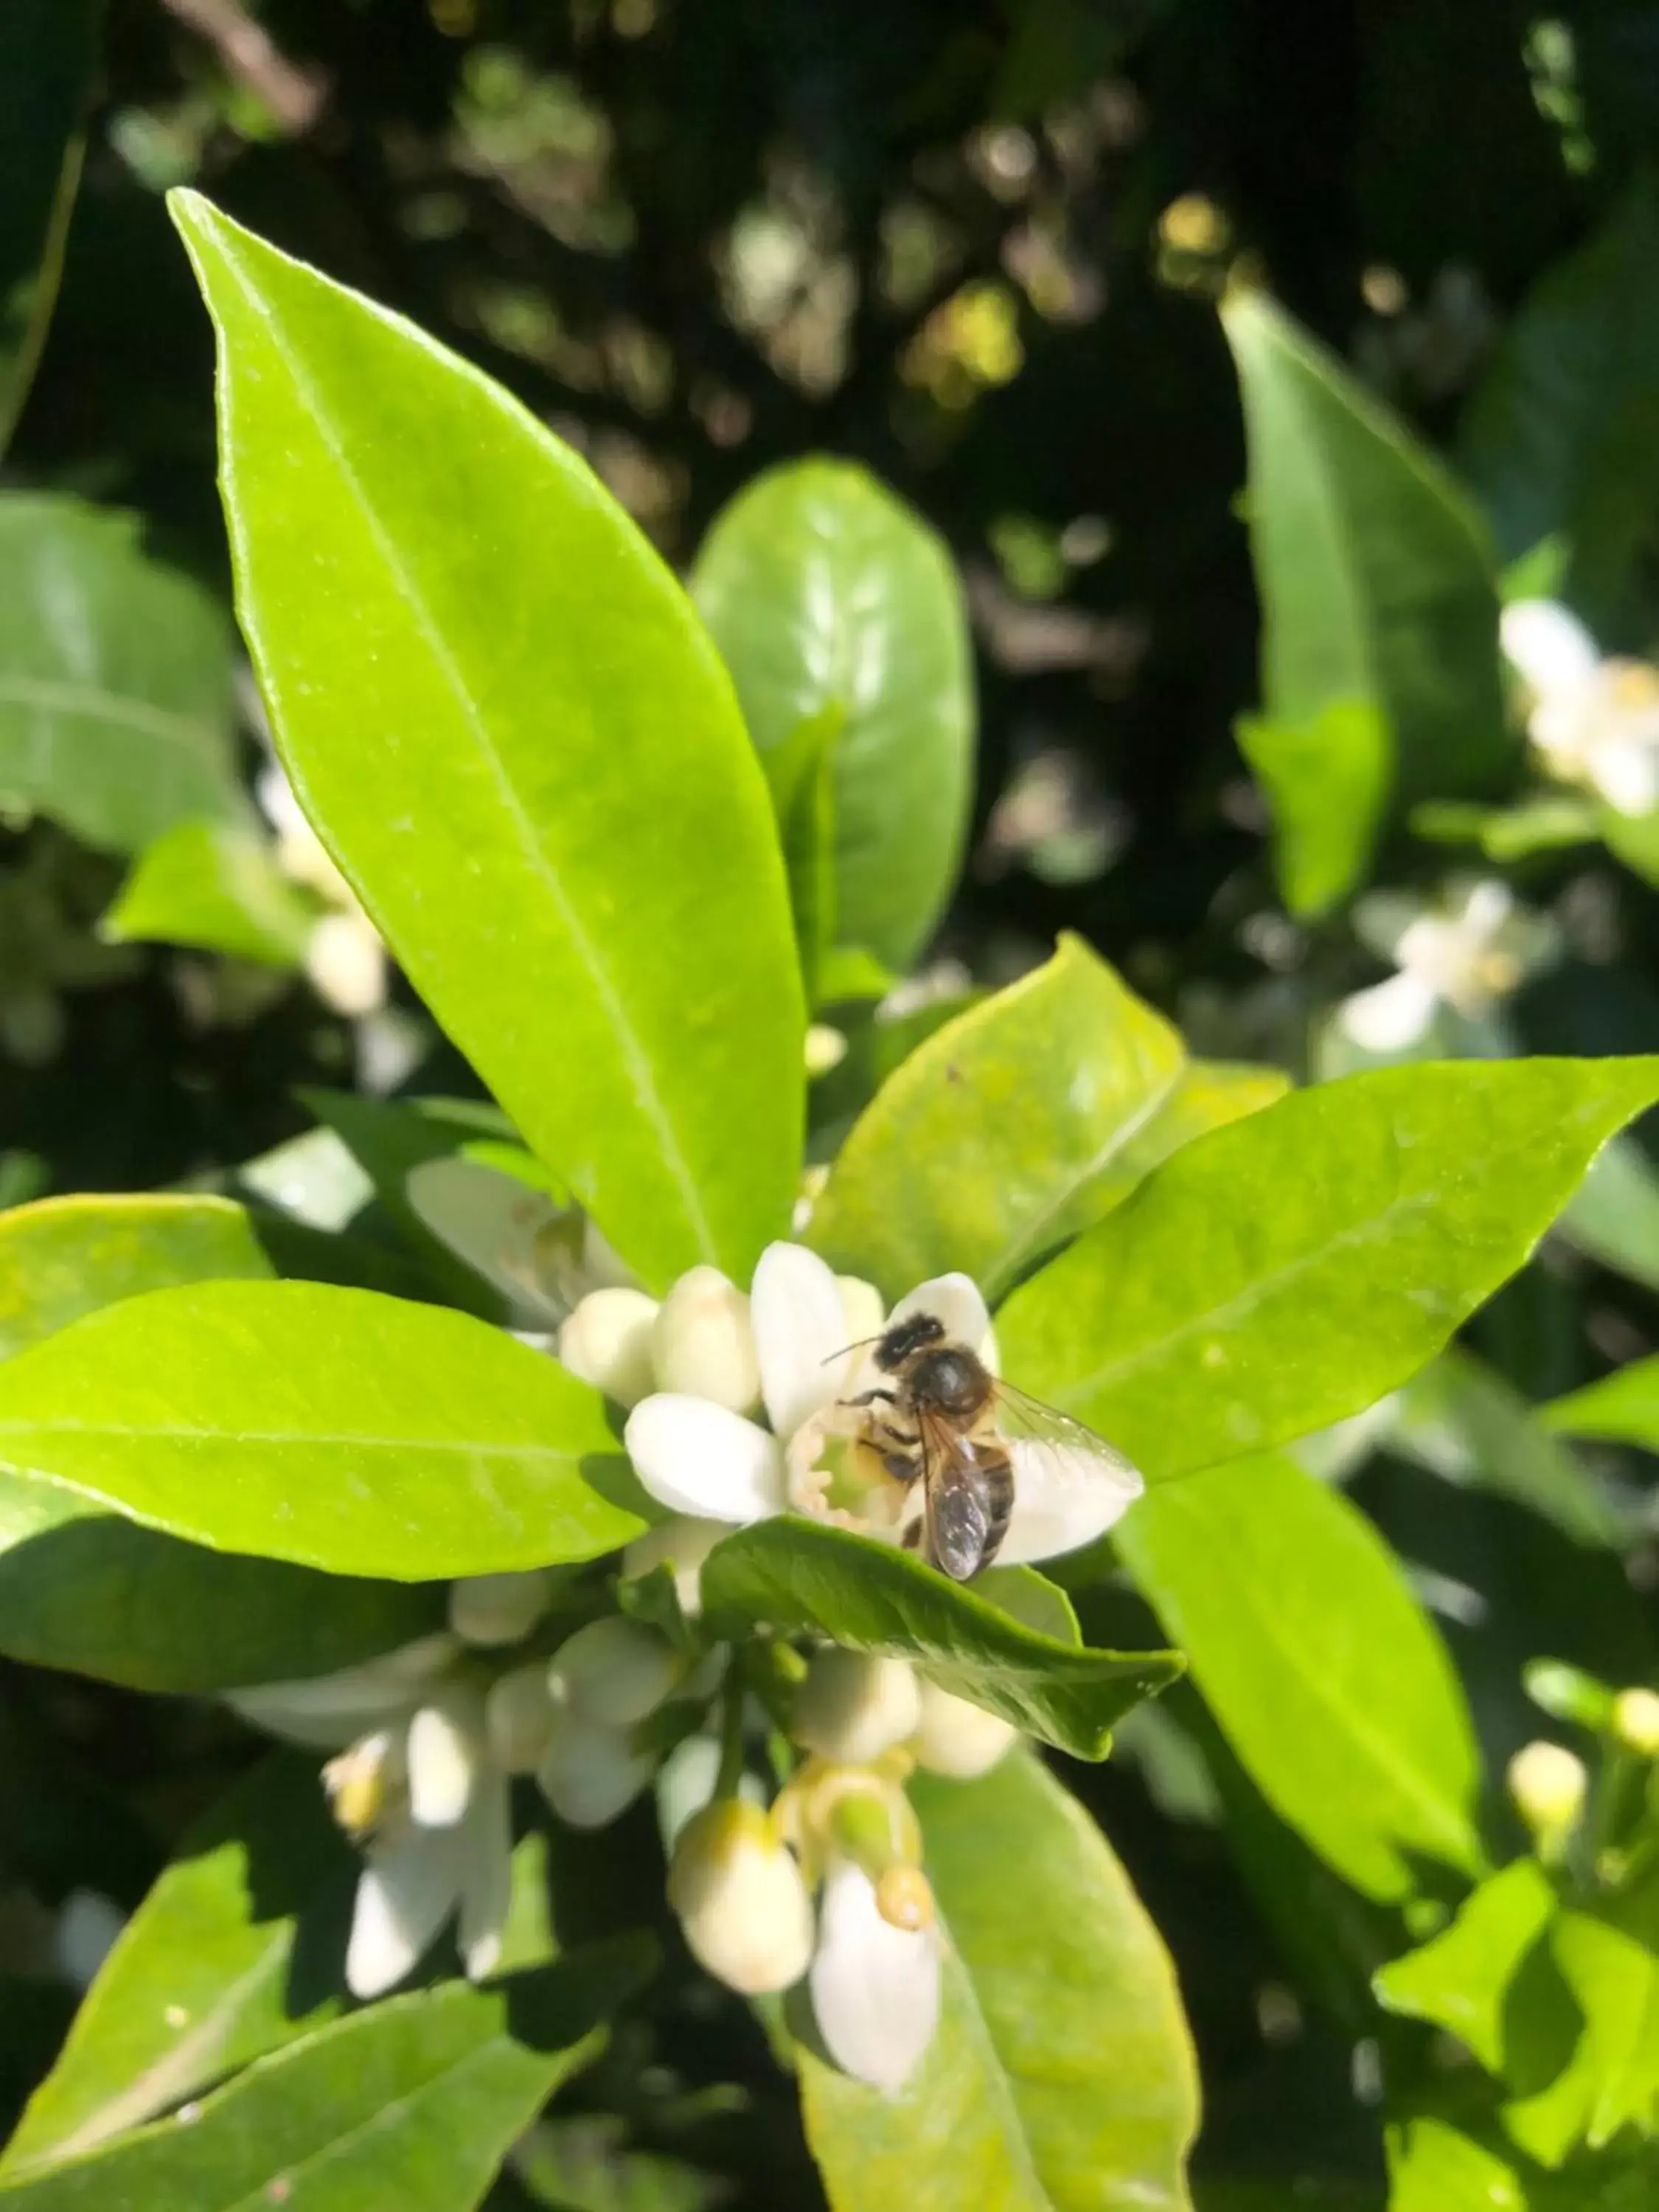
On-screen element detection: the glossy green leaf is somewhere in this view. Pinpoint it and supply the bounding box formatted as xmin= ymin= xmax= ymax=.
xmin=1557 ymin=1133 xmax=1659 ymax=1293
xmin=701 ymin=1519 xmax=1181 ymax=1759
xmin=1224 ymin=289 xmax=1507 ymax=916
xmin=1392 ymin=1349 xmax=1626 ymax=1548
xmin=1543 ymin=1357 xmax=1659 ymax=1446
xmin=0 ymin=1280 xmax=645 ymax=1579
xmin=0 ymin=495 xmax=241 ymax=854
xmin=0 ymin=1944 xmax=654 ymax=2211
xmin=1461 ymin=175 xmax=1659 ymax=619
xmin=103 ymin=821 xmax=315 ymax=967
xmin=1374 ymin=1859 xmax=1557 ymax=2073
xmin=1078 ymin=1058 xmax=1290 ymax=1220
xmin=1116 ymin=1452 xmax=1484 ymax=1899
xmin=1412 ymin=795 xmax=1600 ymax=863
xmin=2 ymin=1755 xmax=352 ymax=2176
xmin=1385 ymin=2117 xmax=1534 ymax=2212
xmin=170 ymin=191 xmax=803 ymax=1293
xmin=1539 ymin=1868 xmax=1659 ymax=2154
xmin=799 ymin=1753 xmax=1197 ymax=2211
xmin=692 ymin=457 xmax=975 ymax=968
xmin=763 ymin=702 xmax=843 ymax=1001
xmin=808 ymin=936 xmax=1184 ymax=1302
xmin=0 ymin=1 xmax=99 ymax=451
xmin=998 ymin=1059 xmax=1659 ymax=1484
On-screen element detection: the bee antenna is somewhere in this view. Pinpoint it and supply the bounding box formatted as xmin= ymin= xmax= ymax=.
xmin=821 ymin=1334 xmax=882 ymax=1366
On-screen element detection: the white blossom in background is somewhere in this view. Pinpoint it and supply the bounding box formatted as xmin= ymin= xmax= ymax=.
xmin=1332 ymin=878 xmax=1554 ymax=1058
xmin=257 ymin=761 xmax=389 ymax=1018
xmin=1501 ymin=599 xmax=1659 ymax=815
xmin=602 ymin=1240 xmax=1137 ymax=1576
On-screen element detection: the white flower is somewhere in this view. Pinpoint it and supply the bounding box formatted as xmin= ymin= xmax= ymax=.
xmin=535 ymin=1618 xmax=685 ymax=1830
xmin=650 ymin=1267 xmax=761 ymax=1411
xmin=667 ymin=1799 xmax=816 ymax=1995
xmin=620 ymin=1242 xmax=1135 ymax=1570
xmin=1501 ymin=599 xmax=1659 ymax=815
xmin=1336 ymin=879 xmax=1549 ymax=1055
xmin=258 ymin=761 xmax=390 ymax=1015
xmin=448 ymin=1570 xmax=554 ymax=1648
xmin=908 ymin=1680 xmax=1018 ymax=1779
xmin=810 ymin=1857 xmax=941 ymax=2096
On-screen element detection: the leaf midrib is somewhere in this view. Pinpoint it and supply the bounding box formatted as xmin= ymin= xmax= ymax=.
xmin=0 ymin=677 xmax=224 ymax=761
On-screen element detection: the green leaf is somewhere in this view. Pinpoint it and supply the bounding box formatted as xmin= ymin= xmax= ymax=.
xmin=0 ymin=1280 xmax=645 ymax=1579
xmin=1411 ymin=796 xmax=1600 ymax=863
xmin=1116 ymin=1452 xmax=1484 ymax=1899
xmin=998 ymin=1059 xmax=1659 ymax=1484
xmin=1080 ymin=1058 xmax=1291 ymax=1219
xmin=1543 ymin=1357 xmax=1659 ymax=1446
xmin=1542 ymin=1869 xmax=1659 ymax=2152
xmin=762 ymin=703 xmax=843 ymax=1001
xmin=1391 ymin=1349 xmax=1627 ymax=1548
xmin=692 ymin=457 xmax=975 ymax=969
xmin=170 ymin=191 xmax=803 ymax=1293
xmin=700 ymin=1519 xmax=1181 ymax=1760
xmin=1557 ymin=1133 xmax=1659 ymax=1293
xmin=807 ymin=936 xmax=1185 ymax=1303
xmin=1461 ymin=175 xmax=1659 ymax=621
xmin=1385 ymin=2117 xmax=1534 ymax=2212
xmin=0 ymin=494 xmax=241 ymax=854
xmin=1236 ymin=701 xmax=1390 ymax=920
xmin=1 ymin=1754 xmax=352 ymax=2176
xmin=1374 ymin=1859 xmax=1558 ymax=2073
xmin=102 ymin=821 xmax=315 ymax=967
xmin=799 ymin=1753 xmax=1198 ymax=2211
xmin=1223 ymin=288 xmax=1507 ymax=916
xmin=0 ymin=1944 xmax=655 ymax=2211
xmin=0 ymin=1 xmax=98 ymax=452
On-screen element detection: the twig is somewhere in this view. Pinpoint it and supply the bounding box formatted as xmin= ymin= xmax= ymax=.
xmin=155 ymin=0 xmax=328 ymax=139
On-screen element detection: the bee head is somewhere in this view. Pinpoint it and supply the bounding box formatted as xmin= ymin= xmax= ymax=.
xmin=874 ymin=1311 xmax=947 ymax=1371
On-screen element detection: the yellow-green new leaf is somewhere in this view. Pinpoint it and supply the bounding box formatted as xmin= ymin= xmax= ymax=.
xmin=169 ymin=191 xmax=803 ymax=1292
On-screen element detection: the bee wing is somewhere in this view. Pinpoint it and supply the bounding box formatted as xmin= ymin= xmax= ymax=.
xmin=990 ymin=1380 xmax=1144 ymax=1566
xmin=917 ymin=1405 xmax=994 ymax=1584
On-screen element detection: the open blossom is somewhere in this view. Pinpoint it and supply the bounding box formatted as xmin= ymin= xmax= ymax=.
xmin=1501 ymin=599 xmax=1659 ymax=815
xmin=257 ymin=761 xmax=389 ymax=1018
xmin=589 ymin=1241 xmax=1138 ymax=1576
xmin=1333 ymin=878 xmax=1553 ymax=1057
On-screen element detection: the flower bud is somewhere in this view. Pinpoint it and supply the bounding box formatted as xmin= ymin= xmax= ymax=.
xmin=650 ymin=1266 xmax=760 ymax=1411
xmin=537 ymin=1717 xmax=655 ymax=1829
xmin=667 ymin=1800 xmax=815 ymax=1995
xmin=1611 ymin=1687 xmax=1659 ymax=1757
xmin=836 ymin=1276 xmax=886 ymax=1347
xmin=486 ymin=1663 xmax=560 ymax=1773
xmin=550 ymin=1617 xmax=679 ymax=1728
xmin=304 ymin=912 xmax=387 ymax=1018
xmin=1508 ymin=1739 xmax=1587 ymax=1859
xmin=910 ymin=1681 xmax=1018 ymax=1779
xmin=407 ymin=1695 xmax=483 ymax=1828
xmin=805 ymin=1023 xmax=848 ymax=1076
xmin=793 ymin=1652 xmax=922 ymax=1767
xmin=448 ymin=1570 xmax=552 ymax=1648
xmin=557 ymin=1288 xmax=659 ymax=1408
xmin=622 ymin=1515 xmax=726 ymax=1618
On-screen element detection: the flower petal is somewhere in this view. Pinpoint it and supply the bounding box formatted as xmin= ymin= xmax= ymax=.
xmin=345 ymin=1822 xmax=463 ymax=1999
xmin=1336 ymin=970 xmax=1439 ymax=1056
xmin=226 ymin=1633 xmax=459 ymax=1749
xmin=810 ymin=1860 xmax=941 ymax=2096
xmin=537 ymin=1717 xmax=655 ymax=1829
xmin=753 ymin=1242 xmax=856 ymax=1436
xmin=407 ymin=1691 xmax=483 ymax=1828
xmin=457 ymin=1765 xmax=513 ymax=1981
xmin=995 ymin=1434 xmax=1144 ymax=1565
xmin=1591 ymin=734 xmax=1659 ymax=817
xmin=888 ymin=1272 xmax=990 ymax=1354
xmin=1500 ymin=599 xmax=1599 ymax=698
xmin=624 ymin=1394 xmax=785 ymax=1523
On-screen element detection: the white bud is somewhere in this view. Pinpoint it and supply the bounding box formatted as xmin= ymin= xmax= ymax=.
xmin=655 ymin=1732 xmax=765 ymax=1851
xmin=622 ymin=1515 xmax=726 ymax=1618
xmin=485 ymin=1663 xmax=561 ymax=1773
xmin=805 ymin=1023 xmax=848 ymax=1076
xmin=448 ymin=1570 xmax=552 ymax=1648
xmin=668 ymin=1800 xmax=815 ymax=1995
xmin=1508 ymin=1739 xmax=1587 ymax=1851
xmin=650 ymin=1266 xmax=760 ymax=1411
xmin=407 ymin=1695 xmax=483 ymax=1828
xmin=550 ymin=1617 xmax=679 ymax=1728
xmin=537 ymin=1717 xmax=655 ymax=1829
xmin=793 ymin=1651 xmax=922 ymax=1766
xmin=910 ymin=1681 xmax=1018 ymax=1779
xmin=557 ymin=1288 xmax=660 ymax=1408
xmin=837 ymin=1276 xmax=886 ymax=1347
xmin=304 ymin=912 xmax=387 ymax=1018
xmin=1612 ymin=1687 xmax=1659 ymax=1757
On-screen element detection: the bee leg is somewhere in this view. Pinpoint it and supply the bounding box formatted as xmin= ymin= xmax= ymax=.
xmin=883 ymin=1450 xmax=922 ymax=1483
xmin=841 ymin=1385 xmax=900 ymax=1410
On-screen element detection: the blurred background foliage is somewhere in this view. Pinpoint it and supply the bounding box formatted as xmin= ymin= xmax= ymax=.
xmin=10 ymin=2 xmax=1659 ymax=2205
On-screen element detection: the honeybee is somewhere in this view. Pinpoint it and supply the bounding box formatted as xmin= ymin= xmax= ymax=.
xmin=842 ymin=1309 xmax=1143 ymax=1582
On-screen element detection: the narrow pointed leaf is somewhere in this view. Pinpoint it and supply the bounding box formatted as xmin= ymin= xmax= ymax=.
xmin=1116 ymin=1453 xmax=1484 ymax=1899
xmin=0 ymin=1281 xmax=646 ymax=1579
xmin=103 ymin=821 xmax=316 ymax=967
xmin=799 ymin=1754 xmax=1198 ymax=2211
xmin=998 ymin=1059 xmax=1659 ymax=1484
xmin=170 ymin=190 xmax=803 ymax=1291
xmin=701 ymin=1520 xmax=1181 ymax=1759
xmin=1543 ymin=1357 xmax=1659 ymax=1446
